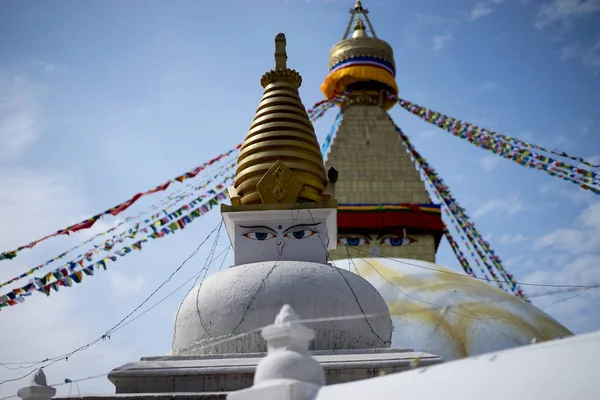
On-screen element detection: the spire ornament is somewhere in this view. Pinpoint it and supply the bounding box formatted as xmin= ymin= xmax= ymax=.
xmin=229 ymin=33 xmax=330 ymax=207
xmin=321 ymin=0 xmax=398 ymax=109
xmin=260 ymin=33 xmax=302 ymax=89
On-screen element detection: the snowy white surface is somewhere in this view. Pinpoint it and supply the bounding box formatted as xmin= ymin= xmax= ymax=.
xmin=314 ymin=330 xmax=600 ymax=400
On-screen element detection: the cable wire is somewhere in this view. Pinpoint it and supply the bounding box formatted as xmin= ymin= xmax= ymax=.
xmin=0 ymin=222 xmax=223 ymax=385
xmin=344 ymin=245 xmax=600 ymax=290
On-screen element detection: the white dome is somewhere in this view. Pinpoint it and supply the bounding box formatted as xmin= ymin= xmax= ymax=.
xmin=173 ymin=261 xmax=393 ymax=355
xmin=336 ymin=257 xmax=572 ymax=361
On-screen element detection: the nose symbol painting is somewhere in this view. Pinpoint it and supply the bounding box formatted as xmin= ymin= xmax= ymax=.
xmin=240 ymin=222 xmax=322 ymax=257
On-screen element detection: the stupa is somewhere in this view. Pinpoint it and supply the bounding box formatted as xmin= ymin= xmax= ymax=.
xmin=320 ymin=0 xmax=573 ymax=361
xmin=106 ymin=33 xmax=442 ymax=397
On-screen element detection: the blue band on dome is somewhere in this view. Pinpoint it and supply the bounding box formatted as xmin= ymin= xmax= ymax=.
xmin=329 ymin=56 xmax=395 ymax=77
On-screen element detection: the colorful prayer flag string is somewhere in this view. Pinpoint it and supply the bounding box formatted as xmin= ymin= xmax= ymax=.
xmin=0 ymin=102 xmax=333 ymax=263
xmin=413 ymin=136 xmax=508 ymax=290
xmin=427 ymin=178 xmax=498 ymax=284
xmin=321 ymin=110 xmax=344 ymax=154
xmin=0 ymin=167 xmax=236 ymax=290
xmin=0 ymin=184 xmax=232 ymax=310
xmin=311 ymin=96 xmax=526 ymax=298
xmin=395 ymin=97 xmax=600 ymax=195
xmin=0 ymin=147 xmax=240 ymax=263
xmin=398 ymin=97 xmax=600 ymax=169
xmin=443 ymin=226 xmax=476 ymax=278
xmin=392 ymin=119 xmax=526 ymax=299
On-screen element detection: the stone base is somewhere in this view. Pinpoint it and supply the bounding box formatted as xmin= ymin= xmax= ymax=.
xmin=55 ymin=394 xmax=226 ymax=400
xmin=108 ymin=348 xmax=442 ymax=394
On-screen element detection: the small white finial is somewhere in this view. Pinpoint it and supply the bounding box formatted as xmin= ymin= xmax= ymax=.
xmin=228 ymin=305 xmax=325 ymax=400
xmin=261 ymin=304 xmax=315 ymax=354
xmin=17 ymin=369 xmax=56 ymax=400
xmin=31 ymin=369 xmax=48 ymax=386
xmin=275 ymin=304 xmax=299 ymax=324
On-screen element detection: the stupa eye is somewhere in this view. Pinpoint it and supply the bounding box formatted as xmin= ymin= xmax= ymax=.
xmin=284 ymin=229 xmax=318 ymax=240
xmin=338 ymin=236 xmax=370 ymax=247
xmin=380 ymin=236 xmax=416 ymax=247
xmin=243 ymin=231 xmax=277 ymax=241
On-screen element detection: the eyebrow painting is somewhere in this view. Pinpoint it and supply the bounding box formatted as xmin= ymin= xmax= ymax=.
xmin=238 ymin=225 xmax=278 ymax=234
xmin=239 ymin=223 xmax=322 ymax=234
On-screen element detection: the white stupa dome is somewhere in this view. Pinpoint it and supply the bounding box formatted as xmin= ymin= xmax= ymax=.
xmin=336 ymin=257 xmax=572 ymax=361
xmin=172 ymin=261 xmax=394 ymax=355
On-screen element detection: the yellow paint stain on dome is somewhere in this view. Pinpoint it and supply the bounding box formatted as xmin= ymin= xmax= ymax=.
xmin=346 ymin=257 xmax=573 ymax=359
xmin=388 ymin=301 xmax=469 ymax=358
xmin=459 ymin=301 xmax=573 ymax=340
xmin=357 ymin=258 xmax=507 ymax=297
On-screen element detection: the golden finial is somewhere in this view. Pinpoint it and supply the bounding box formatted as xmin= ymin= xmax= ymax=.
xmin=274 ymin=33 xmax=287 ymax=69
xmin=260 ymin=33 xmax=302 ymax=89
xmin=354 ymin=18 xmax=365 ymax=31
xmin=352 ymin=18 xmax=367 ymax=38
xmin=321 ymin=0 xmax=398 ymax=106
xmin=229 ymin=33 xmax=329 ymax=207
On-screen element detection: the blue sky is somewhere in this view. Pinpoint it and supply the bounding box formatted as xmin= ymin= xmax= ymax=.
xmin=0 ymin=0 xmax=599 ymax=396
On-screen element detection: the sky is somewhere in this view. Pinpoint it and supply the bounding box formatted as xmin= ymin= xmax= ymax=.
xmin=0 ymin=0 xmax=599 ymax=396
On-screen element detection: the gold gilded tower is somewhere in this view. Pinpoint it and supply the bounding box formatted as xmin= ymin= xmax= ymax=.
xmin=229 ymin=33 xmax=332 ymax=208
xmin=322 ymin=1 xmax=442 ymax=262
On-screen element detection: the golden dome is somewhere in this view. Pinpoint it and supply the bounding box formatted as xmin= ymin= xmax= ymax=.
xmin=321 ymin=0 xmax=398 ymax=103
xmin=328 ymin=21 xmax=395 ymax=73
xmin=231 ymin=33 xmax=328 ymax=206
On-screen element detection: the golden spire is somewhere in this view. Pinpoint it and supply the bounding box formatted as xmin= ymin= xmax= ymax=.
xmin=321 ymin=0 xmax=398 ymax=108
xmin=230 ymin=33 xmax=328 ymax=207
xmin=352 ymin=18 xmax=367 ymax=38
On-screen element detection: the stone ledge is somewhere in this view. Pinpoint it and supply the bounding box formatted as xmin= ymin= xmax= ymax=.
xmin=55 ymin=394 xmax=226 ymax=400
xmin=108 ymin=348 xmax=442 ymax=394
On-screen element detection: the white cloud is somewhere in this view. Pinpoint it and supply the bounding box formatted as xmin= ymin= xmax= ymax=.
xmin=110 ymin=271 xmax=146 ymax=297
xmin=418 ymin=130 xmax=438 ymax=139
xmin=0 ymin=169 xmax=87 ymax=251
xmin=533 ymin=202 xmax=600 ymax=254
xmin=535 ymin=0 xmax=600 ymax=29
xmin=0 ymin=73 xmax=41 ymax=161
xmin=578 ymin=120 xmax=594 ymax=135
xmin=0 ymin=288 xmax=139 ymax=397
xmin=582 ymin=38 xmax=600 ymax=70
xmin=478 ymin=81 xmax=499 ymax=91
xmin=0 ymin=160 xmax=229 ymax=396
xmin=559 ymin=40 xmax=600 ymax=72
xmin=405 ymin=32 xmax=422 ymax=50
xmin=539 ymin=183 xmax=555 ymax=195
xmin=538 ymin=179 xmax=597 ymax=206
xmin=473 ymin=193 xmax=526 ymax=218
xmin=519 ymin=130 xmax=536 ymax=141
xmin=499 ymin=233 xmax=529 ymax=244
xmin=404 ymin=13 xmax=462 ymax=51
xmin=432 ymin=33 xmax=454 ymax=51
xmin=0 ymin=169 xmax=139 ymax=397
xmin=452 ymin=174 xmax=465 ymax=184
xmin=524 ymin=202 xmax=600 ymax=333
xmin=470 ymin=0 xmax=505 ymax=21
xmin=560 ymin=44 xmax=581 ymax=59
xmin=504 ymin=255 xmax=539 ymax=269
xmin=25 ymin=61 xmax=68 ymax=74
xmin=479 ymin=154 xmax=501 ymax=171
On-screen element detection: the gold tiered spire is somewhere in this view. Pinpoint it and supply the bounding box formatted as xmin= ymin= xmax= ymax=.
xmin=321 ymin=0 xmax=398 ymax=107
xmin=229 ymin=33 xmax=329 ymax=207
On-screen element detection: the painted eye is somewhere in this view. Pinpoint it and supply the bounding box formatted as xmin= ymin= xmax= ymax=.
xmin=243 ymin=231 xmax=276 ymax=241
xmin=338 ymin=236 xmax=370 ymax=247
xmin=284 ymin=230 xmax=318 ymax=239
xmin=380 ymin=237 xmax=416 ymax=247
